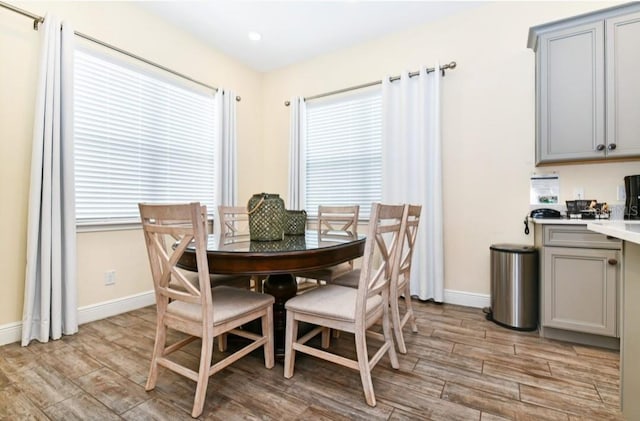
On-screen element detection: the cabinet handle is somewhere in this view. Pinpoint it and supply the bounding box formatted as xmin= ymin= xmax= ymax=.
xmin=608 ymin=143 xmax=617 ymax=151
xmin=608 ymin=258 xmax=618 ymax=265
xmin=596 ymin=144 xmax=605 ymax=151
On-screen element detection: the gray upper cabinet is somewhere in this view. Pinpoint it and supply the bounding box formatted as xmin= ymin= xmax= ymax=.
xmin=529 ymin=4 xmax=640 ymax=165
xmin=606 ymin=11 xmax=640 ymax=158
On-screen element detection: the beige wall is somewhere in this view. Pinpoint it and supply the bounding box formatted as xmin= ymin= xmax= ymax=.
xmin=2 ymin=1 xmax=639 ymax=330
xmin=262 ymin=1 xmax=639 ymax=298
xmin=0 ymin=1 xmax=264 ymax=327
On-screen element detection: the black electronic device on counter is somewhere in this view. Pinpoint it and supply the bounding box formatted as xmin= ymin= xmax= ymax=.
xmin=530 ymin=208 xmax=562 ymax=219
xmin=625 ymin=175 xmax=640 ymax=220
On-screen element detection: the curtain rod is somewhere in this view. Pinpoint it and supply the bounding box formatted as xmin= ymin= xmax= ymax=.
xmin=0 ymin=1 xmax=244 ymax=100
xmin=284 ymin=61 xmax=456 ymax=106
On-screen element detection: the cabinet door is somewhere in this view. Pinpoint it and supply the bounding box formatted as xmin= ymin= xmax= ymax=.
xmin=606 ymin=11 xmax=640 ymax=158
xmin=543 ymin=246 xmax=618 ymax=336
xmin=537 ymin=22 xmax=605 ymax=164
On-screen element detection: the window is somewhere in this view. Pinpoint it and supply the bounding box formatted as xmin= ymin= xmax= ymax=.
xmin=304 ymin=87 xmax=382 ymax=219
xmin=74 ymin=48 xmax=217 ymax=226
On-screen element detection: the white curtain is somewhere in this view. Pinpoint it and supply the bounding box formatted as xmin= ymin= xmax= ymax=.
xmin=22 ymin=15 xmax=77 ymax=345
xmin=216 ymin=89 xmax=238 ymax=206
xmin=382 ymin=65 xmax=444 ymax=302
xmin=287 ymin=97 xmax=306 ymax=209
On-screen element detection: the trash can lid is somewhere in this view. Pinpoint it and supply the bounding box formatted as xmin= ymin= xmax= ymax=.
xmin=490 ymin=244 xmax=537 ymax=253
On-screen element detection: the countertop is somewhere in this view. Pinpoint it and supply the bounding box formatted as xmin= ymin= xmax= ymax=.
xmin=586 ymin=220 xmax=640 ymax=245
xmin=529 ymin=217 xmax=604 ymax=225
xmin=529 ymin=217 xmax=640 ymax=244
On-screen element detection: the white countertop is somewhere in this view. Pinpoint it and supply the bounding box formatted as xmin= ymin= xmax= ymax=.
xmin=586 ymin=221 xmax=640 ymax=245
xmin=530 ymin=217 xmax=595 ymax=225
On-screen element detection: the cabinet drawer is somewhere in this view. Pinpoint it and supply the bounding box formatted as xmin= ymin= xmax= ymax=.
xmin=543 ymin=225 xmax=622 ymax=249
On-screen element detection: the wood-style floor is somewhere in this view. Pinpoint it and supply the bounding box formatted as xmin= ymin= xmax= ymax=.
xmin=0 ymin=298 xmax=623 ymax=420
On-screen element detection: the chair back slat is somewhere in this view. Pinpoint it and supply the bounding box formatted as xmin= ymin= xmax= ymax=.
xmin=318 ymin=205 xmax=359 ymax=238
xmin=218 ymin=206 xmax=251 ymax=243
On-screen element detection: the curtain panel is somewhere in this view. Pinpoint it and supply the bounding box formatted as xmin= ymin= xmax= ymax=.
xmin=287 ymin=97 xmax=305 ymax=210
xmin=382 ymin=66 xmax=444 ymax=302
xmin=22 ymin=15 xmax=78 ymax=345
xmin=217 ymin=89 xmax=238 ymax=207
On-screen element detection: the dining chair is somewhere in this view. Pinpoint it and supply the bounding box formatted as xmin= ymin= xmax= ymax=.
xmin=331 ymin=204 xmax=421 ymax=353
xmin=217 ymin=205 xmax=264 ymax=292
xmin=295 ymin=205 xmax=360 ymax=285
xmin=139 ymin=202 xmax=275 ymax=418
xmin=175 ymin=207 xmax=251 ymax=291
xmin=283 ymin=203 xmax=406 ymax=407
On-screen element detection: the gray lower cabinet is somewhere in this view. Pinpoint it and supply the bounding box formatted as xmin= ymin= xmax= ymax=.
xmin=543 ymin=246 xmax=618 ymax=336
xmin=529 ymin=3 xmax=640 ymax=165
xmin=537 ymin=224 xmax=621 ymax=341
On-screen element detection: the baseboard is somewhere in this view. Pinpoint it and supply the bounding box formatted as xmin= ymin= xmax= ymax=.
xmin=0 ymin=290 xmax=156 ymax=347
xmin=77 ymin=290 xmax=156 ymax=325
xmin=0 ymin=322 xmax=22 ymax=347
xmin=443 ymin=289 xmax=490 ymax=309
xmin=2 ymin=288 xmax=487 ymax=347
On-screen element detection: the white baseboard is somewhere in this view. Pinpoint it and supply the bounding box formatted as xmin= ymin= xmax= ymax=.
xmin=77 ymin=290 xmax=155 ymax=325
xmin=0 ymin=322 xmax=22 ymax=347
xmin=2 ymin=288 xmax=488 ymax=347
xmin=0 ymin=290 xmax=155 ymax=347
xmin=443 ymin=289 xmax=490 ymax=309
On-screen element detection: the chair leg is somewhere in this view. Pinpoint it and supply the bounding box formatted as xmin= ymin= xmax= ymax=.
xmin=284 ymin=311 xmax=298 ymax=379
xmin=382 ymin=301 xmax=400 ymax=370
xmin=390 ymin=292 xmax=407 ymax=354
xmin=191 ymin=335 xmax=214 ymax=418
xmin=321 ymin=327 xmax=331 ymax=349
xmin=145 ymin=319 xmax=167 ymax=391
xmin=404 ymin=283 xmax=418 ymax=332
xmin=354 ymin=330 xmax=376 ymax=407
xmin=251 ymin=275 xmax=262 ymax=293
xmin=218 ymin=334 xmax=227 ymax=352
xmin=262 ymin=306 xmax=275 ymax=369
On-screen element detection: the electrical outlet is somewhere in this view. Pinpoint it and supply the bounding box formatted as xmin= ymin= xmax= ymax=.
xmin=573 ymin=187 xmax=584 ymax=200
xmin=617 ymin=185 xmax=626 ymax=201
xmin=104 ymin=270 xmax=116 ymax=286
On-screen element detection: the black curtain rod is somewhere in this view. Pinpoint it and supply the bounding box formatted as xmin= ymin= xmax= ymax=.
xmin=0 ymin=1 xmax=244 ymax=100
xmin=284 ymin=61 xmax=457 ymax=106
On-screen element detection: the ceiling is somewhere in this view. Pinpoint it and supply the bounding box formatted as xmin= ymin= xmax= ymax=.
xmin=138 ymin=1 xmax=483 ymax=72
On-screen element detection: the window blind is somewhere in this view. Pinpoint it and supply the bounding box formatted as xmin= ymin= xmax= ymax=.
xmin=304 ymin=87 xmax=382 ymax=219
xmin=74 ymin=49 xmax=217 ymax=225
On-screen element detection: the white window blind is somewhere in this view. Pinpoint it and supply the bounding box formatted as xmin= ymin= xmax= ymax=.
xmin=304 ymin=87 xmax=382 ymax=219
xmin=74 ymin=49 xmax=217 ymax=225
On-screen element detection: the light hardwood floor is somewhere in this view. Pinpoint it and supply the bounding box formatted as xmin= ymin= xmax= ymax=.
xmin=0 ymin=298 xmax=623 ymax=420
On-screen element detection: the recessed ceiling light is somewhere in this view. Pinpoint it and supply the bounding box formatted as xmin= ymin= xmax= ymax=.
xmin=248 ymin=31 xmax=262 ymax=41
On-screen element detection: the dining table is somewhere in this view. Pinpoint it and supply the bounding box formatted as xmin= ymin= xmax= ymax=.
xmin=177 ymin=230 xmax=366 ymax=356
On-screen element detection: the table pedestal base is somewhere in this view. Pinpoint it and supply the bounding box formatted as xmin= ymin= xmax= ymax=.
xmin=263 ymin=273 xmax=298 ymax=358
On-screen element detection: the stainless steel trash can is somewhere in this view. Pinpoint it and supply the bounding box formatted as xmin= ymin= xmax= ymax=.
xmin=488 ymin=244 xmax=538 ymax=331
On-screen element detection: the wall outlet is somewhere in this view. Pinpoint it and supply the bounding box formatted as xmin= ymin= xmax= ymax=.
xmin=573 ymin=187 xmax=585 ymax=200
xmin=104 ymin=270 xmax=116 ymax=286
xmin=617 ymin=185 xmax=626 ymax=201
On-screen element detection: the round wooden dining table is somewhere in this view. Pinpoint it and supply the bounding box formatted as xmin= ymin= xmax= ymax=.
xmin=177 ymin=230 xmax=366 ymax=356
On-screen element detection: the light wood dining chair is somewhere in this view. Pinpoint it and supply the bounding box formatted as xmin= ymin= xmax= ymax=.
xmin=331 ymin=204 xmax=421 ymax=353
xmin=139 ymin=202 xmax=275 ymax=418
xmin=283 ymin=203 xmax=406 ymax=407
xmin=217 ymin=205 xmax=251 ymax=242
xmin=217 ymin=205 xmax=264 ymax=292
xmin=389 ymin=204 xmax=421 ymax=354
xmin=295 ymin=205 xmax=359 ymax=285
